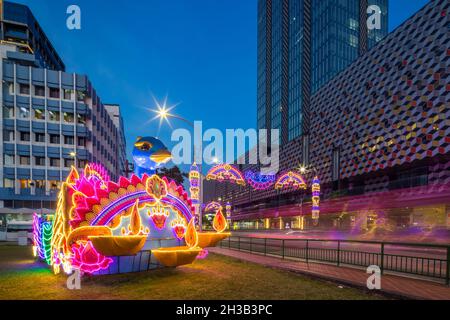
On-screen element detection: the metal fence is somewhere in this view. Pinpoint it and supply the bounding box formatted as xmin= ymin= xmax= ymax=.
xmin=219 ymin=236 xmax=450 ymax=285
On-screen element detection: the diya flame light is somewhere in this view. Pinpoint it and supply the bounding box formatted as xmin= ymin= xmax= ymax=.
xmin=122 ymin=200 xmax=149 ymax=235
xmin=213 ymin=208 xmax=227 ymax=233
xmin=185 ymin=218 xmax=199 ymax=248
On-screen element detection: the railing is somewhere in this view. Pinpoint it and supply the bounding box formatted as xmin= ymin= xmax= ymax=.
xmin=219 ymin=236 xmax=450 ymax=285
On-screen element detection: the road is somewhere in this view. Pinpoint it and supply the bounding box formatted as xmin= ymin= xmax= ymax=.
xmin=221 ymin=231 xmax=450 ymax=282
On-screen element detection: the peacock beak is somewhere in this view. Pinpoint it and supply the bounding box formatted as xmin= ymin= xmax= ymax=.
xmin=150 ymin=149 xmax=172 ymax=164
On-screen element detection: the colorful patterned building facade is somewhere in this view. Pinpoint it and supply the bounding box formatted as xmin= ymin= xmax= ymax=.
xmin=204 ymin=0 xmax=450 ymax=231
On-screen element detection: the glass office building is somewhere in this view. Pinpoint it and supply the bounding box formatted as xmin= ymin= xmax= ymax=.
xmin=257 ymin=0 xmax=388 ymax=144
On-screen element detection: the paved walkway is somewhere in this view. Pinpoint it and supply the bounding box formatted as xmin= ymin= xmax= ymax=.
xmin=209 ymin=247 xmax=450 ymax=300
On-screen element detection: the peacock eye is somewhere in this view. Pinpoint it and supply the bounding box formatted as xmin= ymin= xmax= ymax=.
xmin=134 ymin=141 xmax=153 ymax=151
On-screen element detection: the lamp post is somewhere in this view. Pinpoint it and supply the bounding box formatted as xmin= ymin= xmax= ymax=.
xmin=298 ymin=164 xmax=320 ymax=226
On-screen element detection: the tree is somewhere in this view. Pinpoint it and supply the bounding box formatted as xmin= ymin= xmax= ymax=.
xmin=157 ymin=166 xmax=188 ymax=185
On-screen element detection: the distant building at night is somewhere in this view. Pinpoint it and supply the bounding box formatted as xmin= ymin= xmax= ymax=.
xmin=205 ymin=0 xmax=450 ymax=231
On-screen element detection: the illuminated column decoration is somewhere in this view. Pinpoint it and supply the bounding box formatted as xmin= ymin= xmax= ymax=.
xmin=225 ymin=202 xmax=231 ymax=228
xmin=32 ymin=213 xmax=43 ymax=259
xmin=189 ymin=163 xmax=201 ymax=225
xmin=311 ymin=176 xmax=320 ymax=225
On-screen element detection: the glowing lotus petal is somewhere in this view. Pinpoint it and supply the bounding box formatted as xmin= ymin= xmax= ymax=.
xmin=66 ymin=166 xmax=79 ymax=185
xmin=70 ymin=241 xmax=112 ymax=274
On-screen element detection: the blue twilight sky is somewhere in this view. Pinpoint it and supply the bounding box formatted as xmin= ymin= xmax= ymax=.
xmin=14 ymin=0 xmax=430 ymax=170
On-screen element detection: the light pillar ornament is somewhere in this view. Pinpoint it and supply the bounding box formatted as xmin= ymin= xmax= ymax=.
xmin=189 ymin=163 xmax=201 ymax=226
xmin=311 ymin=176 xmax=320 ymax=225
xmin=225 ymin=202 xmax=231 ymax=229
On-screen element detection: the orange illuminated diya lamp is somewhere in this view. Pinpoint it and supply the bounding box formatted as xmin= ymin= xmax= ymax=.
xmin=89 ymin=200 xmax=147 ymax=256
xmin=152 ymin=218 xmax=202 ymax=267
xmin=197 ymin=208 xmax=231 ymax=248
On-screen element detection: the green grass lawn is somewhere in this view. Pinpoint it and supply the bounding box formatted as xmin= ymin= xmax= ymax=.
xmin=0 ymin=245 xmax=386 ymax=300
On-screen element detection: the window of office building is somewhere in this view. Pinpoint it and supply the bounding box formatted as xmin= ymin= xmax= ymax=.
xmin=20 ymin=131 xmax=30 ymax=142
xmin=34 ymin=180 xmax=46 ymax=189
xmin=4 ymin=154 xmax=14 ymax=165
xmin=64 ymin=136 xmax=74 ymax=145
xmin=78 ymin=159 xmax=87 ymax=168
xmin=19 ymin=179 xmax=31 ymax=189
xmin=349 ymin=18 xmax=358 ymax=31
xmin=19 ymin=84 xmax=30 ymax=95
xmin=77 ymin=90 xmax=86 ymax=102
xmin=49 ymin=87 xmax=60 ymax=99
xmin=49 ymin=158 xmax=60 ymax=167
xmin=78 ymin=137 xmax=86 ymax=147
xmin=35 ymin=156 xmax=45 ymax=166
xmin=3 ymin=130 xmax=14 ymax=142
xmin=35 ymin=133 xmax=45 ymax=143
xmin=3 ymin=106 xmax=14 ymax=119
xmin=48 ymin=110 xmax=60 ymax=121
xmin=349 ymin=35 xmax=358 ymax=48
xmin=63 ymin=89 xmax=73 ymax=100
xmin=19 ymin=156 xmax=30 ymax=165
xmin=77 ymin=113 xmax=86 ymax=124
xmin=49 ymin=134 xmax=60 ymax=144
xmin=18 ymin=107 xmax=30 ymax=119
xmin=64 ymin=112 xmax=74 ymax=123
xmin=34 ymin=85 xmax=45 ymax=97
xmin=64 ymin=158 xmax=74 ymax=167
xmin=3 ymin=178 xmax=14 ymax=188
xmin=50 ymin=180 xmax=60 ymax=190
xmin=7 ymin=82 xmax=14 ymax=94
xmin=34 ymin=109 xmax=45 ymax=120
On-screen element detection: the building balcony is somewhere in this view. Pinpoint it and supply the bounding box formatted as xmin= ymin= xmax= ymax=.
xmin=34 ymin=188 xmax=46 ymax=196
